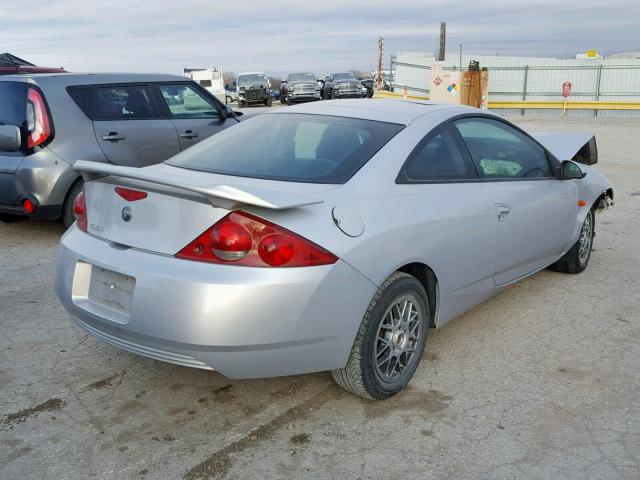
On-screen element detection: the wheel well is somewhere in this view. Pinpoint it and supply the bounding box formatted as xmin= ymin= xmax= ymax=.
xmin=397 ymin=263 xmax=438 ymax=328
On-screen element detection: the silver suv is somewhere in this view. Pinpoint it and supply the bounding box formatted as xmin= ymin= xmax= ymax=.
xmin=0 ymin=73 xmax=241 ymax=226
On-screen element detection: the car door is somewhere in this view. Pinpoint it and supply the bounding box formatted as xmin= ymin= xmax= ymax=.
xmin=453 ymin=116 xmax=577 ymax=285
xmin=92 ymin=84 xmax=180 ymax=167
xmin=153 ymin=82 xmax=230 ymax=151
xmin=396 ymin=123 xmax=498 ymax=319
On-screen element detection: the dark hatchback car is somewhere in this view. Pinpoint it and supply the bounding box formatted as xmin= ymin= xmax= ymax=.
xmin=0 ymin=73 xmax=241 ymax=226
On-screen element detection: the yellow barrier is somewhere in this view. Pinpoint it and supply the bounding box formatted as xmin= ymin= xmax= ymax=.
xmin=373 ymin=91 xmax=640 ymax=111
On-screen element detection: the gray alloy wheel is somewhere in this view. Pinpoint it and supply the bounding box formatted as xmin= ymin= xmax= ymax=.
xmin=332 ymin=272 xmax=429 ymax=400
xmin=550 ymin=209 xmax=594 ymax=274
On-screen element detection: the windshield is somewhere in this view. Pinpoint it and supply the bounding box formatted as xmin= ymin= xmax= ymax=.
xmin=237 ymin=74 xmax=268 ymax=86
xmin=289 ymin=73 xmax=316 ymax=82
xmin=333 ymin=72 xmax=357 ymax=81
xmin=166 ymin=113 xmax=404 ymax=184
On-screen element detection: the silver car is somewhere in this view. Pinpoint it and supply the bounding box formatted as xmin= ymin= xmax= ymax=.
xmin=0 ymin=73 xmax=240 ymax=226
xmin=55 ymin=100 xmax=614 ymax=399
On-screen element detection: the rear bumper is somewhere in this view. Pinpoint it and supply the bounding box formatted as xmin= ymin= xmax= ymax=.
xmin=0 ymin=172 xmax=62 ymax=219
xmin=55 ymin=226 xmax=377 ymax=379
xmin=0 ymin=148 xmax=75 ymax=219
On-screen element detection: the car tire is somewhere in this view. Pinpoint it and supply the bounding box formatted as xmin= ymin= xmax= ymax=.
xmin=550 ymin=209 xmax=594 ymax=274
xmin=61 ymin=179 xmax=84 ymax=228
xmin=238 ymin=100 xmax=245 ymax=108
xmin=266 ymin=97 xmax=272 ymax=107
xmin=331 ymin=272 xmax=429 ymax=400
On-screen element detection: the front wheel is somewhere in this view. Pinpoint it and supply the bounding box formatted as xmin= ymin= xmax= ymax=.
xmin=550 ymin=210 xmax=594 ymax=274
xmin=332 ymin=272 xmax=429 ymax=400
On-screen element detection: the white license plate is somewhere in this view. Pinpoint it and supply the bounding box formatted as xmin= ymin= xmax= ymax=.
xmin=88 ymin=267 xmax=135 ymax=315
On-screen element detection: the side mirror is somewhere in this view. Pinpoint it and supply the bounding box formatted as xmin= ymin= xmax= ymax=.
xmin=224 ymin=105 xmax=242 ymax=118
xmin=0 ymin=124 xmax=21 ymax=152
xmin=561 ymin=160 xmax=586 ymax=180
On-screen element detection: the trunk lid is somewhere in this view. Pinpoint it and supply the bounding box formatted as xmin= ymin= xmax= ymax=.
xmin=79 ymin=163 xmax=332 ymax=255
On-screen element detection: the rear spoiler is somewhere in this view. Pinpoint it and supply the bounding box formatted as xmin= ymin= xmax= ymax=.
xmin=73 ymin=161 xmax=323 ymax=210
xmin=532 ymin=132 xmax=598 ymax=165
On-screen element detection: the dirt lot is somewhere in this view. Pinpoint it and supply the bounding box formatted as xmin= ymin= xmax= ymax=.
xmin=1 ymin=116 xmax=639 ymax=480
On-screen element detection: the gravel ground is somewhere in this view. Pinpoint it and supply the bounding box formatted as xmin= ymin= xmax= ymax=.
xmin=1 ymin=116 xmax=639 ymax=480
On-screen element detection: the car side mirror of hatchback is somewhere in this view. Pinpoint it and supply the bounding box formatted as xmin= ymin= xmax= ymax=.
xmin=561 ymin=160 xmax=586 ymax=180
xmin=0 ymin=124 xmax=21 ymax=152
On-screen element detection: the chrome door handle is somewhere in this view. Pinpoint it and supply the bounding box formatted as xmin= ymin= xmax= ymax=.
xmin=102 ymin=132 xmax=125 ymax=141
xmin=495 ymin=204 xmax=512 ymax=222
xmin=180 ymin=130 xmax=199 ymax=139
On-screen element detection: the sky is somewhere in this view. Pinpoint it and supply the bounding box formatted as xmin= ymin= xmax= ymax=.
xmin=1 ymin=0 xmax=638 ymax=76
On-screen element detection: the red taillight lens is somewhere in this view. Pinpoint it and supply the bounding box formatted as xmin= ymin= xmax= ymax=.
xmin=115 ymin=186 xmax=147 ymax=202
xmin=210 ymin=221 xmax=252 ymax=261
xmin=176 ymin=211 xmax=338 ymax=267
xmin=21 ymin=198 xmax=35 ymax=214
xmin=258 ymin=234 xmax=295 ymax=266
xmin=26 ymin=88 xmax=51 ymax=149
xmin=73 ymin=190 xmax=88 ymax=232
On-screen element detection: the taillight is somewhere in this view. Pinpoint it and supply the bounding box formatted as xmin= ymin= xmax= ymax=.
xmin=73 ymin=190 xmax=88 ymax=232
xmin=21 ymin=198 xmax=35 ymax=214
xmin=115 ymin=186 xmax=147 ymax=202
xmin=26 ymin=88 xmax=52 ymax=149
xmin=176 ymin=211 xmax=338 ymax=267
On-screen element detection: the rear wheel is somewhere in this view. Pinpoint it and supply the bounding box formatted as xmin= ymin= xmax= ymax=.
xmin=550 ymin=210 xmax=594 ymax=274
xmin=332 ymin=272 xmax=429 ymax=400
xmin=265 ymin=97 xmax=272 ymax=107
xmin=238 ymin=100 xmax=245 ymax=108
xmin=61 ymin=179 xmax=84 ymax=228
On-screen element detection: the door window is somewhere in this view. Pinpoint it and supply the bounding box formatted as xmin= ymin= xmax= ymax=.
xmin=454 ymin=118 xmax=552 ymax=179
xmin=94 ymin=85 xmax=157 ymax=120
xmin=398 ymin=124 xmax=477 ymax=182
xmin=158 ymin=84 xmax=220 ymax=119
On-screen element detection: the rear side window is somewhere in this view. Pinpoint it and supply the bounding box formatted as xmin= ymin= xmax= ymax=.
xmin=157 ymin=84 xmax=220 ymax=119
xmin=166 ymin=113 xmax=404 ymax=184
xmin=398 ymin=124 xmax=477 ymax=182
xmin=0 ymin=81 xmax=26 ymax=126
xmin=67 ymin=86 xmax=93 ymax=119
xmin=199 ymin=79 xmax=212 ymax=87
xmin=94 ymin=85 xmax=157 ymax=120
xmin=454 ymin=118 xmax=552 ymax=179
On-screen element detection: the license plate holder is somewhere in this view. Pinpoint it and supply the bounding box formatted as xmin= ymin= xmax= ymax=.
xmin=88 ymin=267 xmax=135 ymax=315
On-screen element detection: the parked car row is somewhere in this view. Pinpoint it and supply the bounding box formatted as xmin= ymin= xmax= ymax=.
xmin=0 ymin=73 xmax=242 ymax=225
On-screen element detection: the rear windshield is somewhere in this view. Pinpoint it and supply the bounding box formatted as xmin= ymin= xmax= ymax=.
xmin=166 ymin=113 xmax=404 ymax=184
xmin=0 ymin=81 xmax=26 ymax=126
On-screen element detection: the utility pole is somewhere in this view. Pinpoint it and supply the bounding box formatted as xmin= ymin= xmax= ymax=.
xmin=376 ymin=36 xmax=384 ymax=90
xmin=459 ymin=43 xmax=462 ymax=69
xmin=438 ymin=22 xmax=446 ymax=61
